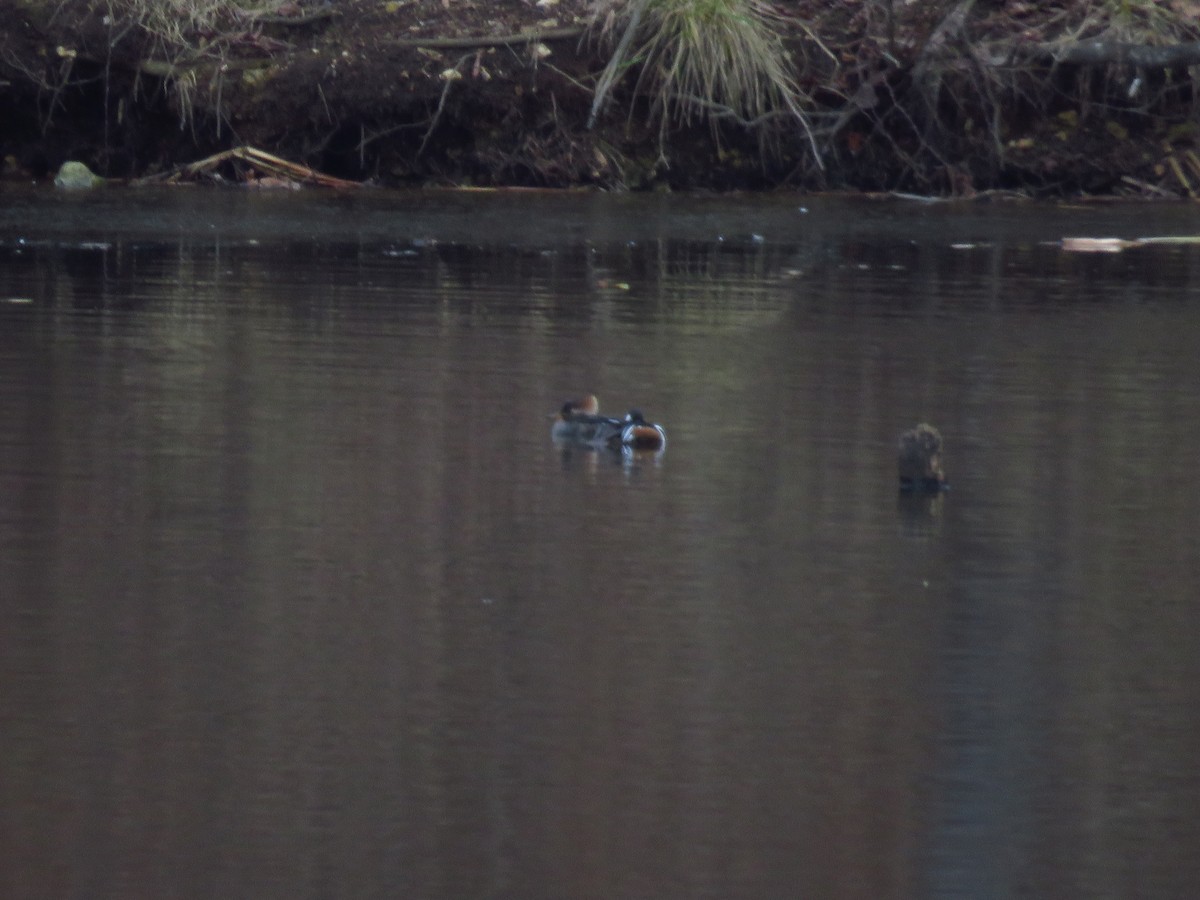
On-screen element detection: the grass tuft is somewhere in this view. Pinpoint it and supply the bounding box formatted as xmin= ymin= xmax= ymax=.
xmin=101 ymin=0 xmax=279 ymax=130
xmin=1091 ymin=0 xmax=1195 ymax=43
xmin=590 ymin=0 xmax=818 ymax=164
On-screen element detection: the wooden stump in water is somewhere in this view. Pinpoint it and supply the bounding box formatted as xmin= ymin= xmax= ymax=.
xmin=898 ymin=423 xmax=946 ymax=492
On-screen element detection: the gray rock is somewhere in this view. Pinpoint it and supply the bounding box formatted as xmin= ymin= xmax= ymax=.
xmin=53 ymin=161 xmax=104 ymax=189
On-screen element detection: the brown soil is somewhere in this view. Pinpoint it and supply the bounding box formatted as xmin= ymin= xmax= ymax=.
xmin=4 ymin=0 xmax=1200 ymax=195
xmin=2 ymin=0 xmax=647 ymax=187
xmin=229 ymin=0 xmax=610 ymax=185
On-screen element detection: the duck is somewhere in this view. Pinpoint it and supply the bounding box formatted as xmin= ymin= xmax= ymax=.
xmin=616 ymin=410 xmax=667 ymax=451
xmin=898 ymin=423 xmax=946 ymax=492
xmin=550 ymin=395 xmax=617 ymax=443
xmin=550 ymin=396 xmax=667 ymax=451
xmin=560 ymin=394 xmax=599 ymax=418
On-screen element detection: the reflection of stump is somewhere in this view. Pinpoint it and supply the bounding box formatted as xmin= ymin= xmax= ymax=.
xmin=898 ymin=423 xmax=946 ymax=492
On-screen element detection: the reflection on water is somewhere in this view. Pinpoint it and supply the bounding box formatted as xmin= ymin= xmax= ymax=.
xmin=2 ymin=191 xmax=1199 ymax=899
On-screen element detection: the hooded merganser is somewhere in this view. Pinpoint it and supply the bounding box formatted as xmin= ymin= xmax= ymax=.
xmin=550 ymin=397 xmax=667 ymax=451
xmin=550 ymin=395 xmax=616 ymax=442
xmin=562 ymin=395 xmax=600 ymax=417
xmin=615 ymin=410 xmax=667 ymax=451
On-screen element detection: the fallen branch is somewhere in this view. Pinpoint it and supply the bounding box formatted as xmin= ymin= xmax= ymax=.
xmin=396 ymin=26 xmax=585 ymax=50
xmin=138 ymin=56 xmax=272 ymax=79
xmin=1030 ymin=40 xmax=1200 ymax=69
xmin=1120 ymin=175 xmax=1177 ymax=198
xmin=250 ymin=8 xmax=338 ymax=27
xmin=144 ymin=145 xmax=362 ymax=188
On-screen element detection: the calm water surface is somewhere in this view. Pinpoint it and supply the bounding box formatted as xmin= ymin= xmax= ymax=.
xmin=1 ymin=189 xmax=1198 ymax=899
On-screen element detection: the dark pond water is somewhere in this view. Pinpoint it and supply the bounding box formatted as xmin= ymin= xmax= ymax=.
xmin=2 ymin=188 xmax=1199 ymax=899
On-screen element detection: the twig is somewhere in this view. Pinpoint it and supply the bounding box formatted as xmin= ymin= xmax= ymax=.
xmin=42 ymin=54 xmax=76 ymax=135
xmin=1184 ymin=149 xmax=1200 ymax=181
xmin=1120 ymin=175 xmax=1175 ymax=198
xmin=677 ymin=93 xmax=823 ymax=166
xmin=676 ymin=94 xmax=791 ymax=128
xmin=398 ymin=26 xmax=585 ymax=50
xmin=1166 ymin=155 xmax=1193 ymax=195
xmin=540 ymin=60 xmax=594 ymax=94
xmin=780 ymin=88 xmax=825 ymax=172
xmin=358 ymin=120 xmax=428 ymax=154
xmin=418 ymin=53 xmax=473 ymax=158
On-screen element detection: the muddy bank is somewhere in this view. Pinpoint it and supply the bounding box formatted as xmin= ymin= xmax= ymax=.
xmin=4 ymin=0 xmax=1200 ymax=195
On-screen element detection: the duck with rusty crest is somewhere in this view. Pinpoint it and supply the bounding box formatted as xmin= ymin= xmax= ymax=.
xmin=898 ymin=423 xmax=947 ymax=492
xmin=551 ymin=395 xmax=667 ymax=452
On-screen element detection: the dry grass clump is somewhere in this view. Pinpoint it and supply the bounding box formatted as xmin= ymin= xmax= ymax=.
xmin=1081 ymin=0 xmax=1200 ymax=43
xmin=104 ymin=0 xmax=278 ymax=61
xmin=100 ymin=0 xmax=279 ymax=128
xmin=122 ymin=0 xmax=275 ymax=43
xmin=589 ymin=0 xmax=819 ymax=164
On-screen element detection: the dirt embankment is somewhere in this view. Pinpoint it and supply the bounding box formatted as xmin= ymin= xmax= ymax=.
xmin=4 ymin=0 xmax=1200 ymax=195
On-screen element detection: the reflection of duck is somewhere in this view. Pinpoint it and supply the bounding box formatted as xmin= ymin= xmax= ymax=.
xmin=551 ymin=396 xmax=667 ymax=451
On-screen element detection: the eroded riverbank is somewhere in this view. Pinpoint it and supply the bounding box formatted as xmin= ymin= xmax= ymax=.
xmin=5 ymin=0 xmax=1200 ymax=195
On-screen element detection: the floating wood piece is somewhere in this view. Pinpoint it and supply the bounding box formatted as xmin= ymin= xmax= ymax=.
xmin=1060 ymin=237 xmax=1136 ymax=253
xmin=1061 ymin=235 xmax=1200 ymax=253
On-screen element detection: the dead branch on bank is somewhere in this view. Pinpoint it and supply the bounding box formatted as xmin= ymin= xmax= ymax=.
xmin=248 ymin=7 xmax=338 ymax=27
xmin=1029 ymin=40 xmax=1200 ymax=68
xmin=394 ymin=26 xmax=585 ymax=49
xmin=143 ymin=145 xmax=362 ymax=188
